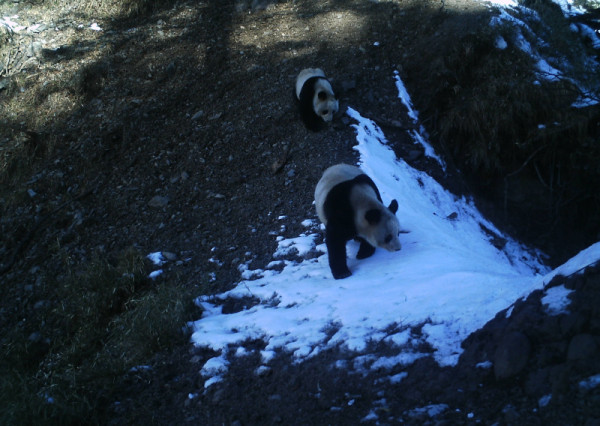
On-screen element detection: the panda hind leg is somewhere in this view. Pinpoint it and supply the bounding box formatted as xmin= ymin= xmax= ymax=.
xmin=356 ymin=238 xmax=376 ymax=259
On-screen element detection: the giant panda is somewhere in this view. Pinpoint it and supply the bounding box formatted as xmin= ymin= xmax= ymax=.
xmin=295 ymin=68 xmax=339 ymax=131
xmin=315 ymin=164 xmax=403 ymax=279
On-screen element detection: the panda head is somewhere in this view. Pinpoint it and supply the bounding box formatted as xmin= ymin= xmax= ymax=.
xmin=312 ymin=79 xmax=339 ymax=123
xmin=358 ymin=199 xmax=402 ymax=252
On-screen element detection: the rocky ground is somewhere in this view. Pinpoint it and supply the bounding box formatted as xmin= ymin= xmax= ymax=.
xmin=1 ymin=0 xmax=599 ymax=424
xmin=118 ymin=265 xmax=600 ymax=425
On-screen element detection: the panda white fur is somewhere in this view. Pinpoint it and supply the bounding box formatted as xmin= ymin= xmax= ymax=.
xmin=315 ymin=164 xmax=403 ymax=279
xmin=295 ymin=68 xmax=339 ymax=131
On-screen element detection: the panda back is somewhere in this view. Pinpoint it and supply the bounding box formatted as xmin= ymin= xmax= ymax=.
xmin=295 ymin=68 xmax=326 ymax=99
xmin=315 ymin=164 xmax=375 ymax=225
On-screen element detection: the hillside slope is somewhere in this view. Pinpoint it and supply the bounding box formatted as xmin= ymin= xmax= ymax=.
xmin=1 ymin=0 xmax=599 ymax=423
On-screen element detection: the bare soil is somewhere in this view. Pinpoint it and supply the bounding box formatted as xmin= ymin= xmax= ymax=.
xmin=1 ymin=0 xmax=599 ymax=424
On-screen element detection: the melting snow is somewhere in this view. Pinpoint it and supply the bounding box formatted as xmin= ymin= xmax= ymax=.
xmin=186 ymin=72 xmax=596 ymax=388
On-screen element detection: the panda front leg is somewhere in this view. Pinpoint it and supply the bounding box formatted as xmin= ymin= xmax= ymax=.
xmin=325 ymin=227 xmax=352 ymax=279
xmin=356 ymin=237 xmax=376 ymax=259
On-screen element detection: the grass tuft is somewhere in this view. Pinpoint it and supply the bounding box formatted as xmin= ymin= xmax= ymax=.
xmin=0 ymin=247 xmax=204 ymax=424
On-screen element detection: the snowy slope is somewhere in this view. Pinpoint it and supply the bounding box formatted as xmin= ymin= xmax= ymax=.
xmin=184 ymin=71 xmax=600 ymax=389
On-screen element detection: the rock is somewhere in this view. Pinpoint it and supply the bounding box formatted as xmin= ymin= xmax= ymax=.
xmin=560 ymin=312 xmax=587 ymax=337
xmin=502 ymin=404 xmax=520 ymax=423
xmin=162 ymin=251 xmax=177 ymax=261
xmin=148 ymin=195 xmax=169 ymax=208
xmin=33 ymin=300 xmax=50 ymax=310
xmin=26 ymin=41 xmax=43 ymax=57
xmin=341 ymin=79 xmax=357 ymax=91
xmin=191 ymin=110 xmax=204 ymax=120
xmin=28 ymin=331 xmax=42 ymax=342
xmin=525 ymin=368 xmax=550 ymax=397
xmin=494 ymin=332 xmax=531 ymax=380
xmin=567 ymin=334 xmax=598 ymax=360
xmin=407 ymin=150 xmax=422 ymax=161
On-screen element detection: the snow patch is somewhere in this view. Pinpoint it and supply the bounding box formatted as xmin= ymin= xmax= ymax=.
xmin=189 ymin=72 xmax=600 ymax=388
xmin=579 ymin=374 xmax=600 ymax=390
xmin=541 ymin=285 xmax=573 ymax=315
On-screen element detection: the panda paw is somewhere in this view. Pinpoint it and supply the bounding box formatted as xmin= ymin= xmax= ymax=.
xmin=356 ymin=242 xmax=376 ymax=259
xmin=332 ymin=269 xmax=352 ymax=280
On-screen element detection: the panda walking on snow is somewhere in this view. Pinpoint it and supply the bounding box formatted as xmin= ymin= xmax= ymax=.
xmin=315 ymin=164 xmax=404 ymax=279
xmin=295 ymin=68 xmax=339 ymax=131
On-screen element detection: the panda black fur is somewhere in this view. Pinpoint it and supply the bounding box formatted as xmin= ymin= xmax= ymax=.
xmin=295 ymin=68 xmax=339 ymax=131
xmin=315 ymin=164 xmax=403 ymax=279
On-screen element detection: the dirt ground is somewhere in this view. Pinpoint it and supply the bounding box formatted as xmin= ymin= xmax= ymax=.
xmin=1 ymin=0 xmax=599 ymax=424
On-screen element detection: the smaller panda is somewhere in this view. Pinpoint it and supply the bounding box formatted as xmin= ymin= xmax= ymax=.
xmin=315 ymin=164 xmax=403 ymax=279
xmin=295 ymin=68 xmax=339 ymax=131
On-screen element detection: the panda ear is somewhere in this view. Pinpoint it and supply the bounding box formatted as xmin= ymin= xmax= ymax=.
xmin=388 ymin=199 xmax=399 ymax=214
xmin=365 ymin=209 xmax=382 ymax=225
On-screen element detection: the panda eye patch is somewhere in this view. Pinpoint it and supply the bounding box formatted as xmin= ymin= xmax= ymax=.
xmin=318 ymin=91 xmax=327 ymax=100
xmin=384 ymin=234 xmax=392 ymax=244
xmin=322 ymin=110 xmax=329 ymax=115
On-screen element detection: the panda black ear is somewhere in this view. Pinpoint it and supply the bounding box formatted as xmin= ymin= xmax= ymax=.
xmin=365 ymin=209 xmax=381 ymax=225
xmin=388 ymin=199 xmax=399 ymax=214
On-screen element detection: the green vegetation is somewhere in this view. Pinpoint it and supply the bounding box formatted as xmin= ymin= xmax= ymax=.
xmin=0 ymin=248 xmax=203 ymax=424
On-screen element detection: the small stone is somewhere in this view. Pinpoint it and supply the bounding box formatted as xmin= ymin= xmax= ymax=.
xmin=26 ymin=41 xmax=43 ymax=57
xmin=148 ymin=195 xmax=169 ymax=208
xmin=407 ymin=150 xmax=422 ymax=161
xmin=567 ymin=334 xmax=598 ymax=360
xmin=28 ymin=332 xmax=42 ymax=342
xmin=191 ymin=110 xmax=204 ymax=120
xmin=162 ymin=251 xmax=177 ymax=261
xmin=342 ymin=80 xmax=357 ymax=91
xmin=494 ymin=332 xmax=531 ymax=380
xmin=33 ymin=300 xmax=49 ymax=310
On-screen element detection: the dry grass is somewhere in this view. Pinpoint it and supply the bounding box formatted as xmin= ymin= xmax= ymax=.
xmin=0 ymin=0 xmax=175 ymax=185
xmin=0 ymin=246 xmax=204 ymax=424
xmin=1 ymin=0 xmax=599 ymax=422
xmin=427 ymin=21 xmax=598 ymax=177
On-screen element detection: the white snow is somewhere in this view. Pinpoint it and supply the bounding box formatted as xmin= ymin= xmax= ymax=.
xmin=147 ymin=251 xmax=166 ymax=266
xmin=541 ymin=242 xmax=600 ymax=283
xmin=187 ymin=71 xmax=600 ymax=389
xmin=148 ymin=269 xmax=163 ymax=280
xmin=147 ymin=252 xmax=167 ymax=279
xmin=579 ymin=374 xmax=600 ymax=390
xmin=273 ymin=233 xmax=318 ymax=258
xmin=393 ymin=71 xmax=446 ymax=169
xmin=185 ymin=2 xmax=600 ymax=390
xmin=0 ymin=15 xmax=25 ymax=33
xmin=486 ymin=0 xmax=600 ymax=106
xmin=406 ymin=404 xmax=449 ymax=418
xmin=541 ymin=285 xmax=573 ymax=315
xmin=539 ymin=394 xmax=552 ymax=407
